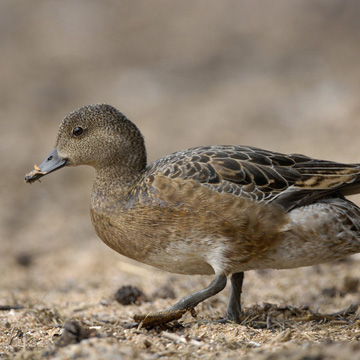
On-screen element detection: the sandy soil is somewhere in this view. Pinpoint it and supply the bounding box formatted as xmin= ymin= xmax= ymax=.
xmin=2 ymin=1 xmax=360 ymax=359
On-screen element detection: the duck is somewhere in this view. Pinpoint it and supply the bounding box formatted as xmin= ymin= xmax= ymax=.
xmin=25 ymin=104 xmax=360 ymax=327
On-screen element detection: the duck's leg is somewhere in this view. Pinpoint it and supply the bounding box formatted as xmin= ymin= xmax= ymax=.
xmin=225 ymin=272 xmax=244 ymax=323
xmin=129 ymin=275 xmax=227 ymax=327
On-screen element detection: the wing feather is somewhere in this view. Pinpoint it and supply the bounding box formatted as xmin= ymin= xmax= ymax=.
xmin=144 ymin=145 xmax=360 ymax=211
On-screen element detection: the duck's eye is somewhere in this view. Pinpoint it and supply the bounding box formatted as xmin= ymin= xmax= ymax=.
xmin=72 ymin=127 xmax=84 ymax=137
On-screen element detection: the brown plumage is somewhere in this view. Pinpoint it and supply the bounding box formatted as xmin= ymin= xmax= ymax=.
xmin=25 ymin=104 xmax=360 ymax=327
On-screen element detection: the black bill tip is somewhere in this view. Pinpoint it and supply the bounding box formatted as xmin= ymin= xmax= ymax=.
xmin=25 ymin=148 xmax=67 ymax=184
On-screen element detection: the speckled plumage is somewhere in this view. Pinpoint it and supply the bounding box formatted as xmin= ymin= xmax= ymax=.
xmin=25 ymin=104 xmax=360 ymax=326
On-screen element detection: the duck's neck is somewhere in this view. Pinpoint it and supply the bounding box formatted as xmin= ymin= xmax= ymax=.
xmin=91 ymin=163 xmax=145 ymax=211
xmin=90 ymin=124 xmax=148 ymax=211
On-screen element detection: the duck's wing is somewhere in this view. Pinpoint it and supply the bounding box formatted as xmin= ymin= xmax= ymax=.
xmin=146 ymin=145 xmax=360 ymax=211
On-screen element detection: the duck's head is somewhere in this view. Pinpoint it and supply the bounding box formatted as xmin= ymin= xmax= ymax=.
xmin=25 ymin=104 xmax=147 ymax=183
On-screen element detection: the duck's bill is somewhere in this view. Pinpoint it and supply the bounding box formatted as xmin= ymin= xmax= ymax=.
xmin=25 ymin=148 xmax=67 ymax=184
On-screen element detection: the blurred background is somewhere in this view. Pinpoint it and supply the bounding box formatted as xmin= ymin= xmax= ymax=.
xmin=2 ymin=0 xmax=360 ymax=310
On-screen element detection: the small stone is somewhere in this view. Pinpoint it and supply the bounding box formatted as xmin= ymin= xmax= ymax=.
xmin=343 ymin=276 xmax=359 ymax=293
xmin=56 ymin=320 xmax=98 ymax=347
xmin=15 ymin=252 xmax=33 ymax=267
xmin=322 ymin=286 xmax=338 ymax=298
xmin=114 ymin=285 xmax=148 ymax=305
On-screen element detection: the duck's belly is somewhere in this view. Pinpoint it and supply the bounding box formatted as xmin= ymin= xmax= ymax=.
xmin=144 ymin=237 xmax=217 ymax=275
xmin=91 ymin=208 xmax=219 ymax=275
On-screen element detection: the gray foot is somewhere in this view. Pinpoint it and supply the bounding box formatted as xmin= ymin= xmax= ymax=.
xmin=130 ymin=275 xmax=227 ymax=327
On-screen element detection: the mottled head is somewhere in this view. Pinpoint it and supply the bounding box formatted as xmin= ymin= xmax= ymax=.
xmin=25 ymin=104 xmax=147 ymax=183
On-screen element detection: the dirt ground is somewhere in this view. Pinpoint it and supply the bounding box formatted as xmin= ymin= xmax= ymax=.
xmin=2 ymin=250 xmax=360 ymax=360
xmin=3 ymin=1 xmax=360 ymax=359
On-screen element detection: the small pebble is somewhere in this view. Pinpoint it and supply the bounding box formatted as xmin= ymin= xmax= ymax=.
xmin=343 ymin=276 xmax=359 ymax=293
xmin=115 ymin=285 xmax=148 ymax=305
xmin=15 ymin=252 xmax=33 ymax=267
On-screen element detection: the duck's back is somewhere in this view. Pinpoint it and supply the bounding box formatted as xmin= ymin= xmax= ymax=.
xmin=144 ymin=145 xmax=360 ymax=210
